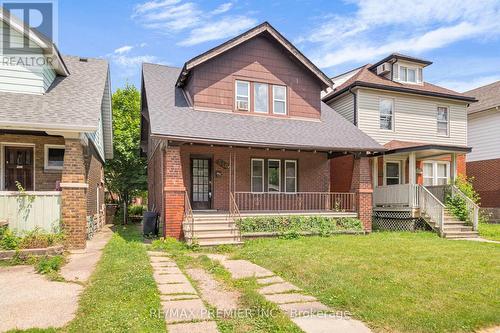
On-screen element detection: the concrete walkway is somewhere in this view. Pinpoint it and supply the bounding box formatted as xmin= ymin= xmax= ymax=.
xmin=206 ymin=254 xmax=372 ymax=333
xmin=147 ymin=251 xmax=220 ymax=333
xmin=0 ymin=225 xmax=113 ymax=332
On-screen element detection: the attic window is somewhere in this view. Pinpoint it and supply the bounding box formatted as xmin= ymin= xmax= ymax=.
xmin=399 ymin=66 xmax=417 ymax=83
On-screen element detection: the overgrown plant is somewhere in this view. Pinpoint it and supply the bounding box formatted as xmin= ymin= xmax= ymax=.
xmin=15 ymin=181 xmax=35 ymax=223
xmin=445 ymin=175 xmax=486 ymax=224
xmin=0 ymin=227 xmax=64 ymax=251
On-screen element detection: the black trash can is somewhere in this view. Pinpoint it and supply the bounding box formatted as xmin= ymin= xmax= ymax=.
xmin=143 ymin=211 xmax=158 ymax=236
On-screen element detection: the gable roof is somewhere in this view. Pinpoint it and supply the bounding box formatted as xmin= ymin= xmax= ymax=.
xmin=369 ymin=53 xmax=433 ymax=70
xmin=176 ymin=22 xmax=332 ymax=89
xmin=323 ymin=65 xmax=477 ymax=103
xmin=142 ymin=63 xmax=383 ymax=152
xmin=465 ymin=80 xmax=500 ymax=114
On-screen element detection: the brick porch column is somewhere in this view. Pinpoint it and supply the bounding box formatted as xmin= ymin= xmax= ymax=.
xmin=60 ymin=139 xmax=88 ymax=249
xmin=351 ymin=156 xmax=373 ymax=232
xmin=163 ymin=145 xmax=185 ymax=239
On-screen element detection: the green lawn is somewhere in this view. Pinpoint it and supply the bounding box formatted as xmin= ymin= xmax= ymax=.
xmin=62 ymin=225 xmax=165 ymax=333
xmin=479 ymin=223 xmax=500 ymax=241
xmin=232 ymin=232 xmax=500 ymax=333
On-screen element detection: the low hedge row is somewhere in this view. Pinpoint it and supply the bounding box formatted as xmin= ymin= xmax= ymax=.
xmin=236 ymin=216 xmax=363 ymax=237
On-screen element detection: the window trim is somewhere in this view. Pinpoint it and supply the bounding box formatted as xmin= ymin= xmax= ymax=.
xmin=235 ymin=80 xmax=250 ymax=111
xmin=379 ymin=97 xmax=395 ymax=131
xmin=284 ymin=160 xmax=297 ymax=193
xmin=423 ymin=160 xmax=450 ymax=186
xmin=272 ymin=85 xmax=287 ymax=115
xmin=250 ymin=158 xmax=265 ymax=193
xmin=398 ymin=65 xmax=419 ymax=84
xmin=44 ymin=144 xmax=65 ymax=171
xmin=383 ymin=160 xmax=402 ymax=186
xmin=267 ymin=159 xmax=282 ymax=192
xmin=436 ymin=105 xmax=450 ymax=137
xmin=253 ymin=82 xmax=269 ymax=114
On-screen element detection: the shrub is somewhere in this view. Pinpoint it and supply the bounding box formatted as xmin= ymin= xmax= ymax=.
xmin=128 ymin=205 xmax=146 ymax=216
xmin=0 ymin=227 xmax=64 ymax=250
xmin=445 ymin=175 xmax=484 ymax=224
xmin=35 ymin=255 xmax=64 ymax=275
xmin=0 ymin=228 xmax=20 ymax=250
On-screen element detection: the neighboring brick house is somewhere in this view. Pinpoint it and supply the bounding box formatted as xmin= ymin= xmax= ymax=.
xmin=0 ymin=9 xmax=113 ymax=249
xmin=465 ymin=81 xmax=500 ymax=215
xmin=323 ymin=54 xmax=480 ymax=238
xmin=141 ymin=22 xmax=383 ymax=245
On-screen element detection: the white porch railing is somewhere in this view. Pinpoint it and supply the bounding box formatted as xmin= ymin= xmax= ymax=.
xmin=234 ymin=192 xmax=356 ymax=212
xmin=418 ymin=185 xmax=445 ymax=233
xmin=373 ymin=184 xmax=419 ymax=208
xmin=450 ymin=186 xmax=479 ymax=231
xmin=0 ymin=191 xmax=61 ymax=233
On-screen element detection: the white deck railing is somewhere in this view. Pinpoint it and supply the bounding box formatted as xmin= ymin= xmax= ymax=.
xmin=418 ymin=185 xmax=445 ymax=233
xmin=234 ymin=192 xmax=356 ymax=212
xmin=0 ymin=191 xmax=61 ymax=233
xmin=373 ymin=184 xmax=419 ymax=208
xmin=450 ymin=186 xmax=479 ymax=231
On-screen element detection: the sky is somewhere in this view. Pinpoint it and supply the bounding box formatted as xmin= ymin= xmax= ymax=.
xmin=53 ymin=0 xmax=500 ymax=93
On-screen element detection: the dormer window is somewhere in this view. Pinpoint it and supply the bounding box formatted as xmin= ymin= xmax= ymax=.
xmin=399 ymin=66 xmax=417 ymax=83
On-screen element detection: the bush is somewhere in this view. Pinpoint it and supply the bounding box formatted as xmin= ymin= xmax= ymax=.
xmin=0 ymin=227 xmax=64 ymax=250
xmin=236 ymin=216 xmax=363 ymax=236
xmin=445 ymin=175 xmax=484 ymax=224
xmin=0 ymin=228 xmax=20 ymax=250
xmin=35 ymin=255 xmax=64 ymax=275
xmin=128 ymin=205 xmax=146 ymax=216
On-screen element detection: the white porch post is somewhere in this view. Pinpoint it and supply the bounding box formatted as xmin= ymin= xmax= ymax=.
xmin=409 ymin=152 xmax=416 ymax=185
xmin=451 ymin=153 xmax=457 ymax=183
xmin=372 ymin=156 xmax=378 ymax=188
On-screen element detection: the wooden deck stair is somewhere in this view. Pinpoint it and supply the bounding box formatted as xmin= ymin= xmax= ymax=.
xmin=183 ymin=212 xmax=243 ymax=246
xmin=422 ymin=209 xmax=479 ymax=239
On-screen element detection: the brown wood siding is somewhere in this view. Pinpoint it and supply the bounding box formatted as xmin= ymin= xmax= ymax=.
xmin=185 ymin=35 xmax=322 ymax=119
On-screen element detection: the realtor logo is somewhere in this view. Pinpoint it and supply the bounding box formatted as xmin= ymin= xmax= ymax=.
xmin=1 ymin=0 xmax=57 ymax=54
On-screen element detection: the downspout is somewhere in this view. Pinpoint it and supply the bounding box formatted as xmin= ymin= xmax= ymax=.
xmin=349 ymin=86 xmax=357 ymax=126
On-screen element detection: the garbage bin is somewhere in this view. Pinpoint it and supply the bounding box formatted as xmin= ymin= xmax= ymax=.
xmin=143 ymin=211 xmax=158 ymax=236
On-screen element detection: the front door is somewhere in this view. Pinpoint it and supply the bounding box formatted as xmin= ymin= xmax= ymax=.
xmin=4 ymin=147 xmax=34 ymax=191
xmin=191 ymin=158 xmax=212 ymax=210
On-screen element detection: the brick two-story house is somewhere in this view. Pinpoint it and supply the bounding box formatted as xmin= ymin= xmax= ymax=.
xmin=323 ymin=53 xmax=480 ymax=238
xmin=141 ymin=22 xmax=384 ymax=245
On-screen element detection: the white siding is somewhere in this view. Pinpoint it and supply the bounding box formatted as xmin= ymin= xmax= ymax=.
xmin=357 ymin=88 xmax=468 ymax=146
xmin=0 ymin=21 xmax=56 ymax=94
xmin=329 ymin=93 xmax=355 ymax=123
xmin=467 ymin=108 xmax=500 ymax=162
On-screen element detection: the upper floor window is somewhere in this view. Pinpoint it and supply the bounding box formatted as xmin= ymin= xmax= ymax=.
xmin=379 ymin=98 xmax=394 ymax=130
xmin=437 ymin=106 xmax=449 ymax=136
xmin=235 ymin=80 xmax=250 ymax=111
xmin=254 ymin=83 xmax=269 ymax=113
xmin=399 ymin=66 xmax=417 ymax=83
xmin=273 ymin=85 xmax=287 ymax=115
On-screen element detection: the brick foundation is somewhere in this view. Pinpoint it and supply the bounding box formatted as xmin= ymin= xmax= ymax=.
xmin=351 ymin=156 xmax=373 ymax=231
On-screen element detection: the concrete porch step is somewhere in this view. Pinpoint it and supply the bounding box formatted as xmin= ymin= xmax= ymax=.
xmin=184 ymin=229 xmax=240 ymax=237
xmin=443 ymin=226 xmax=473 ymax=232
xmin=195 ymin=239 xmax=244 ymax=247
xmin=443 ymin=231 xmax=479 ymax=239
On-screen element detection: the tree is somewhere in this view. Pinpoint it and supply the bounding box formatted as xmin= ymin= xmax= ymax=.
xmin=105 ymin=84 xmax=146 ymax=223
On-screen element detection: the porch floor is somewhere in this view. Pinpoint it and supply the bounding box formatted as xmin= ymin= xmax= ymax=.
xmin=193 ymin=210 xmax=357 ymax=218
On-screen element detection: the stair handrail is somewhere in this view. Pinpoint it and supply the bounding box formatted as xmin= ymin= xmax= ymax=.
xmin=184 ymin=191 xmax=194 ymax=240
xmin=418 ymin=185 xmax=446 ymax=234
xmin=229 ymin=192 xmax=241 ymax=224
xmin=450 ymin=185 xmax=479 ymax=231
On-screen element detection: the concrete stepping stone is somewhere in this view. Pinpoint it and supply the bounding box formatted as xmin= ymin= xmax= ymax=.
xmin=263 ymin=293 xmax=317 ymax=304
xmin=150 ymin=256 xmax=174 ymax=263
xmin=155 ymin=267 xmax=183 ymax=274
xmin=257 ymin=276 xmax=284 ymax=285
xmin=221 ymin=260 xmax=274 ymax=279
xmin=153 ymin=273 xmax=190 ymax=285
xmin=167 ymin=320 xmax=220 ymax=333
xmin=292 ymin=315 xmax=372 ymax=333
xmin=278 ymin=301 xmax=329 ymax=318
xmin=259 ymin=282 xmax=301 ymax=295
xmin=161 ymin=294 xmax=200 ymax=301
xmin=147 ymin=251 xmax=169 ymax=257
xmin=185 ymin=268 xmax=240 ymax=312
xmin=161 ymin=299 xmax=211 ymax=323
xmin=158 ymin=283 xmax=197 ymax=295
xmin=151 ymin=261 xmax=177 ymax=268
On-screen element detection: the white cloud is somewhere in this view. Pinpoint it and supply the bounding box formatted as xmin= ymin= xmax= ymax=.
xmin=114 ymin=45 xmax=134 ymax=54
xmin=133 ymin=0 xmax=256 ymax=46
xmin=437 ymin=75 xmax=500 ymax=93
xmin=301 ymin=0 xmax=500 ymax=69
xmin=106 ymin=43 xmax=164 ymax=77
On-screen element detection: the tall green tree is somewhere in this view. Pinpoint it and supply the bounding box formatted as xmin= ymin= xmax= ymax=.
xmin=105 ymin=84 xmax=146 ymax=221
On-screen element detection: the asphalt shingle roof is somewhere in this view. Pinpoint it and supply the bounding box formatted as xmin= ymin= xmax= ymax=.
xmin=142 ymin=63 xmax=384 ymax=152
xmin=465 ymin=80 xmax=500 ymax=114
xmin=0 ymin=56 xmax=108 ymax=131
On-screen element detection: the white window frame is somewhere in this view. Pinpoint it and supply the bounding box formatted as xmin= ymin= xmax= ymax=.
xmin=272 ymin=85 xmax=287 ymax=115
xmin=284 ymin=160 xmax=297 ymax=193
xmin=383 ymin=160 xmax=402 ymax=186
xmin=235 ymin=80 xmax=250 ymax=111
xmin=267 ymin=159 xmax=281 ymax=192
xmin=44 ymin=144 xmax=65 ymax=171
xmin=253 ymin=82 xmax=269 ymax=114
xmin=399 ymin=65 xmax=419 ymax=84
xmin=423 ymin=161 xmax=450 ymax=186
xmin=250 ymin=158 xmax=264 ymax=193
xmin=437 ymin=106 xmax=450 ymax=137
xmin=379 ymin=98 xmax=395 ymax=131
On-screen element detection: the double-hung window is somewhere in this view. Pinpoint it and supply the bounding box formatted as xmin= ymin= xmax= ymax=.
xmin=385 ymin=161 xmax=401 ymax=185
xmin=272 ymin=85 xmax=287 ymax=115
xmin=399 ymin=66 xmax=417 ymax=83
xmin=251 ymin=159 xmax=264 ymax=192
xmin=267 ymin=159 xmax=281 ymax=192
xmin=379 ymin=98 xmax=394 ymax=130
xmin=254 ymin=83 xmax=269 ymax=113
xmin=284 ymin=160 xmax=297 ymax=192
xmin=437 ymin=106 xmax=449 ymax=136
xmin=423 ymin=161 xmax=449 ymax=186
xmin=235 ymin=80 xmax=250 ymax=111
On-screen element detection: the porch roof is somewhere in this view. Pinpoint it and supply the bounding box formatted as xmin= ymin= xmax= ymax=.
xmin=380 ymin=140 xmax=471 ymax=156
xmin=142 ymin=64 xmax=384 ymax=152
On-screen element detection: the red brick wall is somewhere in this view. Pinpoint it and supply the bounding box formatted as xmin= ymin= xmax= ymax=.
xmin=330 ymin=155 xmax=354 ymax=192
xmin=467 ymin=158 xmax=500 ymax=208
xmin=164 ymin=145 xmax=186 ymax=239
xmin=350 ymin=157 xmax=373 ymax=231
xmin=185 ymin=35 xmax=322 ymax=119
